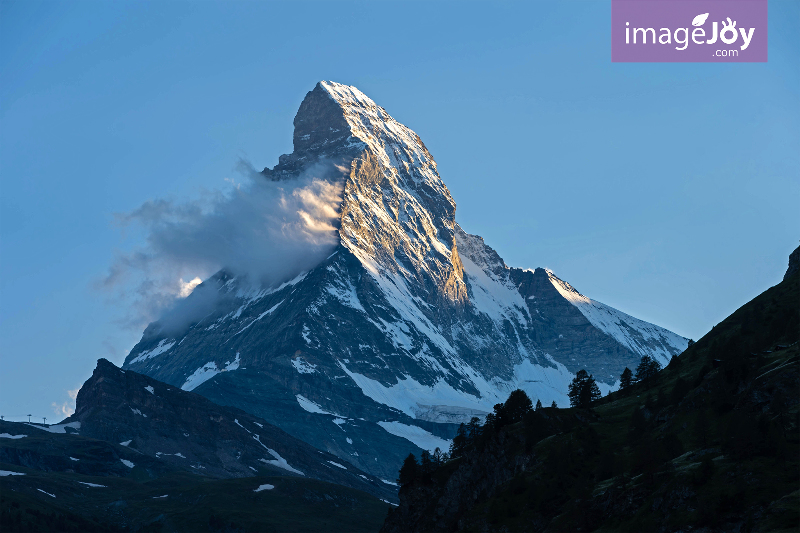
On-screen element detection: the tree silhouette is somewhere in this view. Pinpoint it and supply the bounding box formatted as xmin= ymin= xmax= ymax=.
xmin=467 ymin=417 xmax=481 ymax=440
xmin=432 ymin=447 xmax=445 ymax=465
xmin=635 ymin=355 xmax=662 ymax=382
xmin=398 ymin=453 xmax=418 ymax=486
xmin=620 ymin=367 xmax=633 ymax=389
xmin=568 ymin=369 xmax=601 ymax=408
xmin=503 ymin=389 xmax=533 ymax=423
xmin=450 ymin=423 xmax=467 ymax=457
xmin=535 ymin=399 xmax=543 ymax=410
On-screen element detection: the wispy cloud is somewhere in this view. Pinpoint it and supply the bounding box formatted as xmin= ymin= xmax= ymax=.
xmin=99 ymin=159 xmax=346 ymax=332
xmin=52 ymin=389 xmax=79 ymax=418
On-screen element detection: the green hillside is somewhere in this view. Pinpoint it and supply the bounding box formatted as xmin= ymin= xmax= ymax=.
xmin=1 ymin=465 xmax=390 ymax=533
xmin=0 ymin=425 xmax=390 ymax=532
xmin=384 ymin=265 xmax=799 ymax=532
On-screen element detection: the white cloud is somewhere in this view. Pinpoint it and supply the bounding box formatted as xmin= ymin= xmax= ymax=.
xmin=178 ymin=277 xmax=202 ymax=298
xmin=51 ymin=389 xmax=79 ymax=418
xmin=99 ymin=159 xmax=346 ymax=331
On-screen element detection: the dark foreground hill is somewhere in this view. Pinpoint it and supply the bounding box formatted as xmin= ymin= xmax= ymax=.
xmin=0 ymin=437 xmax=389 ymax=533
xmin=63 ymin=358 xmax=395 ymax=502
xmin=0 ymin=359 xmax=396 ymax=532
xmin=382 ymin=248 xmax=799 ymax=532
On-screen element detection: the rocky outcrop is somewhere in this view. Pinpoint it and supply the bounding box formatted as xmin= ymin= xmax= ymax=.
xmin=785 ymin=244 xmax=799 ymax=280
xmin=66 ymin=358 xmax=397 ymax=502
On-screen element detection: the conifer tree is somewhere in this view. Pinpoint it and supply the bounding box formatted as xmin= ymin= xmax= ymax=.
xmin=620 ymin=367 xmax=633 ymax=389
xmin=492 ymin=403 xmax=507 ymax=428
xmin=503 ymin=389 xmax=533 ymax=423
xmin=432 ymin=447 xmax=443 ymax=465
xmin=467 ymin=416 xmax=482 ymax=440
xmin=420 ymin=450 xmax=433 ymax=476
xmin=569 ymin=369 xmax=602 ymax=408
xmin=635 ymin=355 xmax=662 ymax=382
xmin=398 ymin=453 xmax=418 ymax=486
xmin=535 ymin=399 xmax=543 ymax=410
xmin=450 ymin=423 xmax=467 ymax=457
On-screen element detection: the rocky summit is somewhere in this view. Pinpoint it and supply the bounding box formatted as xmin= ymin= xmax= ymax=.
xmin=122 ymin=81 xmax=688 ymax=479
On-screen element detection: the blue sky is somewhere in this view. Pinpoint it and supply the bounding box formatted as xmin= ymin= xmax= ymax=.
xmin=1 ymin=0 xmax=798 ymax=421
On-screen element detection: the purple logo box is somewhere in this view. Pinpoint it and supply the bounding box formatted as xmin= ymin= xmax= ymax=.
xmin=612 ymin=0 xmax=768 ymax=62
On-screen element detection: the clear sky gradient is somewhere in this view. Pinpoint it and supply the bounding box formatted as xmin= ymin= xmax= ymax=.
xmin=1 ymin=0 xmax=798 ymax=421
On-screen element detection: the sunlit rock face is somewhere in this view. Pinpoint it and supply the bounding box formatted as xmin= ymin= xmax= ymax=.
xmin=123 ymin=81 xmax=687 ymax=479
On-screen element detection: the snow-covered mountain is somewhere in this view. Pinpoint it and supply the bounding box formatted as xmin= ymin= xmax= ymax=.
xmin=123 ymin=81 xmax=687 ymax=479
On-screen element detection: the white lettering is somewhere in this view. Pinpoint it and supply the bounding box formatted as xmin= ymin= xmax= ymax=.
xmin=739 ymin=27 xmax=754 ymax=50
xmin=706 ymin=21 xmax=718 ymax=44
xmin=633 ymin=28 xmax=656 ymax=44
xmin=674 ymin=28 xmax=689 ymax=50
xmin=720 ymin=18 xmax=738 ymax=45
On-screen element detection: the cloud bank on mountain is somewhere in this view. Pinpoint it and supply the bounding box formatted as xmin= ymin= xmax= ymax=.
xmin=101 ymin=159 xmax=345 ymax=330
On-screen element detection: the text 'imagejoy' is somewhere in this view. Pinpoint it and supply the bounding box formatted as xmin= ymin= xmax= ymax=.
xmin=612 ymin=0 xmax=767 ymax=62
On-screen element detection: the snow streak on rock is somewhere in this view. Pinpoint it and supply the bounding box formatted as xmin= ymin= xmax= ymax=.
xmin=547 ymin=270 xmax=687 ymax=365
xmin=122 ymin=81 xmax=688 ymax=479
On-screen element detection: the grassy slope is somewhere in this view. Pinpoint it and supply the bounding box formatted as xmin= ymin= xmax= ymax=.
xmin=1 ymin=466 xmax=391 ymax=533
xmin=390 ymin=270 xmax=799 ymax=532
xmin=0 ymin=427 xmax=390 ymax=532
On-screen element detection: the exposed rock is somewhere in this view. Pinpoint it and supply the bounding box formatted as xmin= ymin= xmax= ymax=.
xmin=65 ymin=358 xmax=396 ymax=502
xmin=123 ymin=81 xmax=687 ymax=479
xmin=784 ymin=244 xmax=799 ymax=280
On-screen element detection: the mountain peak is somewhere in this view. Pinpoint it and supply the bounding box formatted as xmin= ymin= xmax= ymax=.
xmin=268 ymin=81 xmax=441 ymax=191
xmin=125 ymin=83 xmax=688 ymax=480
xmin=290 ymin=80 xmax=394 ymax=156
xmin=318 ymin=80 xmax=380 ymax=111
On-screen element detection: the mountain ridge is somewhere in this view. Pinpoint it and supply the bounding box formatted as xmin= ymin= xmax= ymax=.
xmin=60 ymin=357 xmax=397 ymax=502
xmin=122 ymin=81 xmax=688 ymax=478
xmin=382 ymin=247 xmax=799 ymax=532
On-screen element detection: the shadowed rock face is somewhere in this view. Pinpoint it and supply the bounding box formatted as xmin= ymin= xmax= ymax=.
xmin=785 ymin=245 xmax=799 ymax=281
xmin=67 ymin=358 xmax=396 ymax=502
xmin=509 ymin=267 xmax=643 ymax=378
xmin=381 ymin=251 xmax=800 ymax=533
xmin=265 ymin=84 xmax=359 ymax=180
xmin=123 ymin=81 xmax=687 ymax=479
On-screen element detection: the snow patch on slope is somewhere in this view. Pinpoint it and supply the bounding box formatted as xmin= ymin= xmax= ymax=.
xmin=25 ymin=422 xmax=80 ymax=434
xmin=547 ymin=271 xmax=687 ymax=364
xmin=292 ymin=358 xmax=317 ymax=374
xmin=377 ymin=421 xmax=451 ymax=453
xmin=181 ymin=353 xmax=240 ymax=391
xmin=295 ymin=394 xmax=334 ymax=415
xmin=459 ymin=251 xmax=528 ymax=325
xmin=128 ymin=339 xmax=176 ymax=365
xmin=339 ymin=357 xmax=576 ymax=423
xmin=235 ymin=300 xmax=284 ymax=335
xmin=259 ymin=449 xmax=304 ymax=476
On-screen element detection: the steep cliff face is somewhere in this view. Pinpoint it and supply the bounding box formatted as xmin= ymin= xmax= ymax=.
xmin=122 ymin=81 xmax=687 ymax=478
